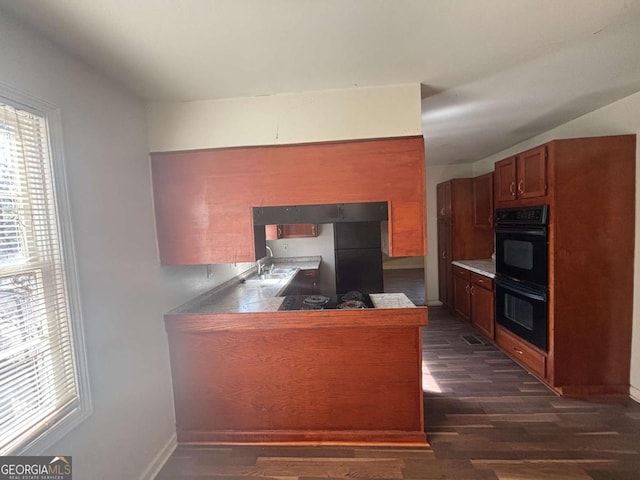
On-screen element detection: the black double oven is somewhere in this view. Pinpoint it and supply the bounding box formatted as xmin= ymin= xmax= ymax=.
xmin=494 ymin=205 xmax=549 ymax=351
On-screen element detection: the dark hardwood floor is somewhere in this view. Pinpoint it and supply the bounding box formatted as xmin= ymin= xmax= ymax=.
xmin=383 ymin=268 xmax=425 ymax=305
xmin=156 ymin=307 xmax=640 ymax=480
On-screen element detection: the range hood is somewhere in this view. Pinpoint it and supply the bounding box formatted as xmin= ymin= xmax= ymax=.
xmin=253 ymin=202 xmax=388 ymax=225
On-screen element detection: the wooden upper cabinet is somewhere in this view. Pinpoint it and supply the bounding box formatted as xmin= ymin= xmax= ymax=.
xmin=494 ymin=156 xmax=517 ymax=204
xmin=151 ymin=136 xmax=426 ymax=264
xmin=436 ymin=181 xmax=451 ymax=219
xmin=265 ymin=224 xmax=318 ymax=240
xmin=494 ymin=147 xmax=547 ymax=206
xmin=517 ymin=146 xmax=547 ymax=199
xmin=472 ymin=172 xmax=494 ymax=228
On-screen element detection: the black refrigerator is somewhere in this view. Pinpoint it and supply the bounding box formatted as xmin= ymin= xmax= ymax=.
xmin=334 ymin=221 xmax=383 ymax=294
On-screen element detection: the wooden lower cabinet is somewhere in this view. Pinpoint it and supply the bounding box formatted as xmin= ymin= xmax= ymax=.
xmin=165 ymin=308 xmax=428 ymax=445
xmin=452 ymin=266 xmax=471 ymax=321
xmin=452 ymin=266 xmax=494 ymax=340
xmin=298 ymin=268 xmax=319 ymax=295
xmin=470 ymin=273 xmax=494 ymax=339
xmin=496 ymin=326 xmax=546 ymax=380
xmin=283 ymin=268 xmax=320 ymax=296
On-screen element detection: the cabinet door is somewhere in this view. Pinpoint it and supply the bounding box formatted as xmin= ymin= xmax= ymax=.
xmin=453 ymin=275 xmax=471 ymax=321
xmin=471 ymin=283 xmax=494 ymax=339
xmin=452 ymin=266 xmax=471 ymax=321
xmin=437 ymin=181 xmax=452 ymax=219
xmin=437 ymin=220 xmax=451 ymax=307
xmin=299 ymin=269 xmax=320 ymax=295
xmin=517 ymin=146 xmax=547 ymax=199
xmin=494 ymin=157 xmax=517 ymax=204
xmin=265 ymin=224 xmax=318 ymax=240
xmin=473 ymin=173 xmax=494 ymax=228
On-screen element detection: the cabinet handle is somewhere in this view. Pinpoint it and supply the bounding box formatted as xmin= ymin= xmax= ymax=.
xmin=470 ymin=286 xmax=475 ymax=295
xmin=518 ymin=179 xmax=524 ymax=194
xmin=488 ymin=214 xmax=492 ymax=225
xmin=465 ymin=284 xmax=470 ymax=294
xmin=440 ymin=207 xmax=445 ymax=216
xmin=442 ymin=251 xmax=446 ymax=259
xmin=509 ymin=182 xmax=516 ymax=196
xmin=277 ymin=226 xmax=282 ymax=237
xmin=513 ymin=347 xmax=524 ymax=355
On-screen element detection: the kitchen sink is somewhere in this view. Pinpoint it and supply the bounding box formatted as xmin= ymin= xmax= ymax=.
xmin=244 ymin=270 xmax=294 ymax=286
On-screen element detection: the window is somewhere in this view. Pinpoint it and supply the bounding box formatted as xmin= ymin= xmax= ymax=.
xmin=0 ymin=98 xmax=90 ymax=454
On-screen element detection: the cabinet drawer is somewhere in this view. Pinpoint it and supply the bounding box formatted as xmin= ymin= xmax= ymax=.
xmin=496 ymin=326 xmax=546 ymax=379
xmin=300 ymin=269 xmax=319 ymax=280
xmin=452 ymin=265 xmax=470 ymax=280
xmin=470 ymin=272 xmax=493 ymax=291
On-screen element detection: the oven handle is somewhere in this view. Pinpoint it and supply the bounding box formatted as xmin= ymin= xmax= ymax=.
xmin=495 ymin=226 xmax=547 ymax=236
xmin=496 ymin=276 xmax=547 ymax=301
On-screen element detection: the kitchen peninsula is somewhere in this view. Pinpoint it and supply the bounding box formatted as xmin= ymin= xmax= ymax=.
xmin=164 ymin=258 xmax=427 ymax=446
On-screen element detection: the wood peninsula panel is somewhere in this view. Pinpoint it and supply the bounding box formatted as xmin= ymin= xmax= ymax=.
xmin=151 ymin=136 xmax=425 ymax=264
xmin=549 ymin=135 xmax=635 ymax=395
xmin=165 ymin=308 xmax=428 ymax=445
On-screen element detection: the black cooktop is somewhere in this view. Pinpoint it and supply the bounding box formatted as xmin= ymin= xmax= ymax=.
xmin=279 ymin=291 xmax=374 ymax=311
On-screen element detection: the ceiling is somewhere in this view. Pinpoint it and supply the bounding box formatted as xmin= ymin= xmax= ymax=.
xmin=1 ymin=0 xmax=640 ymax=165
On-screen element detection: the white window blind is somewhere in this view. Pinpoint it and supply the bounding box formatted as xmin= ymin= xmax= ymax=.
xmin=0 ymin=103 xmax=81 ymax=454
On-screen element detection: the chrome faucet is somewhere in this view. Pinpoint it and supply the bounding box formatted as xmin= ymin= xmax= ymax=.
xmin=257 ymin=246 xmax=274 ymax=275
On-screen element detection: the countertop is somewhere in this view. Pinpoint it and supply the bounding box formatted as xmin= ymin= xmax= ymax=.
xmin=451 ymin=259 xmax=496 ymax=278
xmin=167 ymin=255 xmax=418 ymax=315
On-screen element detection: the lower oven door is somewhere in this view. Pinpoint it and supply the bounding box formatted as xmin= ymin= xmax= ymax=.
xmin=495 ymin=276 xmax=548 ymax=351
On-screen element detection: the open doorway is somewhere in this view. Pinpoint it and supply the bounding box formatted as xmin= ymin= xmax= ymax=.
xmin=382 ymin=254 xmax=425 ymax=305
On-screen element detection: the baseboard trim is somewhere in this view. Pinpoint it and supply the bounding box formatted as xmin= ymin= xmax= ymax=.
xmin=139 ymin=433 xmax=177 ymax=480
xmin=426 ymin=300 xmax=443 ymax=307
xmin=630 ymin=385 xmax=640 ymax=404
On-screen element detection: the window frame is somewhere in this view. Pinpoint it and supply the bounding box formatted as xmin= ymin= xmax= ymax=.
xmin=0 ymin=83 xmax=92 ymax=455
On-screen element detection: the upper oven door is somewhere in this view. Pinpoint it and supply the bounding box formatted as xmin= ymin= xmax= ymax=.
xmin=495 ymin=225 xmax=548 ymax=286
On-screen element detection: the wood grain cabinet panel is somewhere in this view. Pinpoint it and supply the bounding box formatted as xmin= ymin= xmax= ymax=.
xmin=494 ymin=156 xmax=517 ymax=204
xmin=282 ymin=268 xmax=320 ymax=296
xmin=165 ymin=308 xmax=428 ymax=445
xmin=494 ymin=147 xmax=547 ymax=207
xmin=470 ymin=273 xmax=494 ymax=340
xmin=152 ymin=136 xmax=426 ymax=264
xmin=437 ymin=181 xmax=452 ymax=219
xmin=472 ymin=172 xmax=494 ymax=228
xmin=436 ymin=178 xmax=493 ymax=312
xmin=266 ymin=224 xmax=318 ymax=240
xmin=496 ymin=326 xmax=546 ymax=379
xmin=437 ymin=220 xmax=452 ymax=308
xmin=453 ymin=267 xmax=471 ymax=321
xmin=491 ymin=135 xmax=636 ymax=396
xmin=518 ymin=146 xmax=547 ymax=199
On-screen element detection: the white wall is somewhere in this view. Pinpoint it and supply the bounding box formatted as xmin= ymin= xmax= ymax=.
xmin=0 ymin=12 xmax=252 ymax=479
xmin=471 ymin=90 xmax=640 ymax=401
xmin=424 ymin=164 xmax=474 ymax=305
xmin=146 ymin=84 xmax=422 ymax=152
xmin=267 ymin=224 xmax=336 ymax=295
